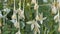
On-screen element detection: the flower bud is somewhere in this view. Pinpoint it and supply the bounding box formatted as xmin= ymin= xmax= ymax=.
xmin=34 ymin=3 xmax=39 ymax=10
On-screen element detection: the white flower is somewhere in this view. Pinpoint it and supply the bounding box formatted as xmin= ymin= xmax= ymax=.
xmin=3 ymin=8 xmax=10 ymax=12
xmin=34 ymin=26 xmax=40 ymax=34
xmin=12 ymin=13 xmax=17 ymax=20
xmin=26 ymin=20 xmax=40 ymax=31
xmin=17 ymin=9 xmax=25 ymax=19
xmin=11 ymin=19 xmax=20 ymax=28
xmin=34 ymin=3 xmax=39 ymax=10
xmin=14 ymin=22 xmax=20 ymax=28
xmin=51 ymin=5 xmax=57 ymax=14
xmin=3 ymin=8 xmax=10 ymax=16
xmin=11 ymin=13 xmax=19 ymax=28
xmin=35 ymin=13 xmax=47 ymax=24
xmin=31 ymin=0 xmax=36 ymax=4
xmin=26 ymin=20 xmax=40 ymax=34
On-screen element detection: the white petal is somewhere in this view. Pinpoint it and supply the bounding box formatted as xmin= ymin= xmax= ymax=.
xmin=35 ymin=15 xmax=39 ymax=20
xmin=12 ymin=14 xmax=16 ymax=19
xmin=43 ymin=17 xmax=47 ymax=20
xmin=54 ymin=15 xmax=58 ymax=20
xmin=16 ymin=30 xmax=21 ymax=34
xmin=14 ymin=22 xmax=20 ymax=28
xmin=21 ymin=23 xmax=25 ymax=29
xmin=35 ymin=22 xmax=40 ymax=28
xmin=17 ymin=9 xmax=25 ymax=19
xmin=40 ymin=20 xmax=43 ymax=24
xmin=51 ymin=6 xmax=57 ymax=14
xmin=34 ymin=3 xmax=39 ymax=10
xmin=31 ymin=24 xmax=34 ymax=30
xmin=0 ymin=14 xmax=3 ymax=18
xmin=10 ymin=19 xmax=17 ymax=23
xmin=54 ymin=14 xmax=59 ymax=22
xmin=26 ymin=21 xmax=33 ymax=24
xmin=40 ymin=13 xmax=43 ymax=17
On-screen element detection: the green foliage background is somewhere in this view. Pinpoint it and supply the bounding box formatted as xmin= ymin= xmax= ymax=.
xmin=0 ymin=0 xmax=60 ymax=34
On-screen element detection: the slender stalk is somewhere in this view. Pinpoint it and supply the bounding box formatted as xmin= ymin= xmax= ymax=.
xmin=36 ymin=0 xmax=38 ymax=17
xmin=14 ymin=0 xmax=15 ymax=11
xmin=23 ymin=0 xmax=25 ymax=11
xmin=58 ymin=10 xmax=60 ymax=26
xmin=3 ymin=0 xmax=7 ymax=27
xmin=17 ymin=0 xmax=22 ymax=34
xmin=19 ymin=0 xmax=21 ymax=9
xmin=2 ymin=0 xmax=7 ymax=34
xmin=0 ymin=18 xmax=2 ymax=34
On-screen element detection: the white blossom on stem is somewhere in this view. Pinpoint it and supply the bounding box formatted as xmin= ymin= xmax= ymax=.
xmin=14 ymin=22 xmax=20 ymax=28
xmin=26 ymin=20 xmax=40 ymax=34
xmin=51 ymin=5 xmax=57 ymax=14
xmin=12 ymin=13 xmax=17 ymax=20
xmin=11 ymin=19 xmax=20 ymax=28
xmin=35 ymin=13 xmax=47 ymax=24
xmin=3 ymin=8 xmax=10 ymax=17
xmin=11 ymin=13 xmax=20 ymax=28
xmin=54 ymin=11 xmax=59 ymax=23
xmin=17 ymin=9 xmax=25 ymax=19
xmin=11 ymin=12 xmax=20 ymax=28
xmin=3 ymin=8 xmax=10 ymax=13
xmin=34 ymin=26 xmax=40 ymax=34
